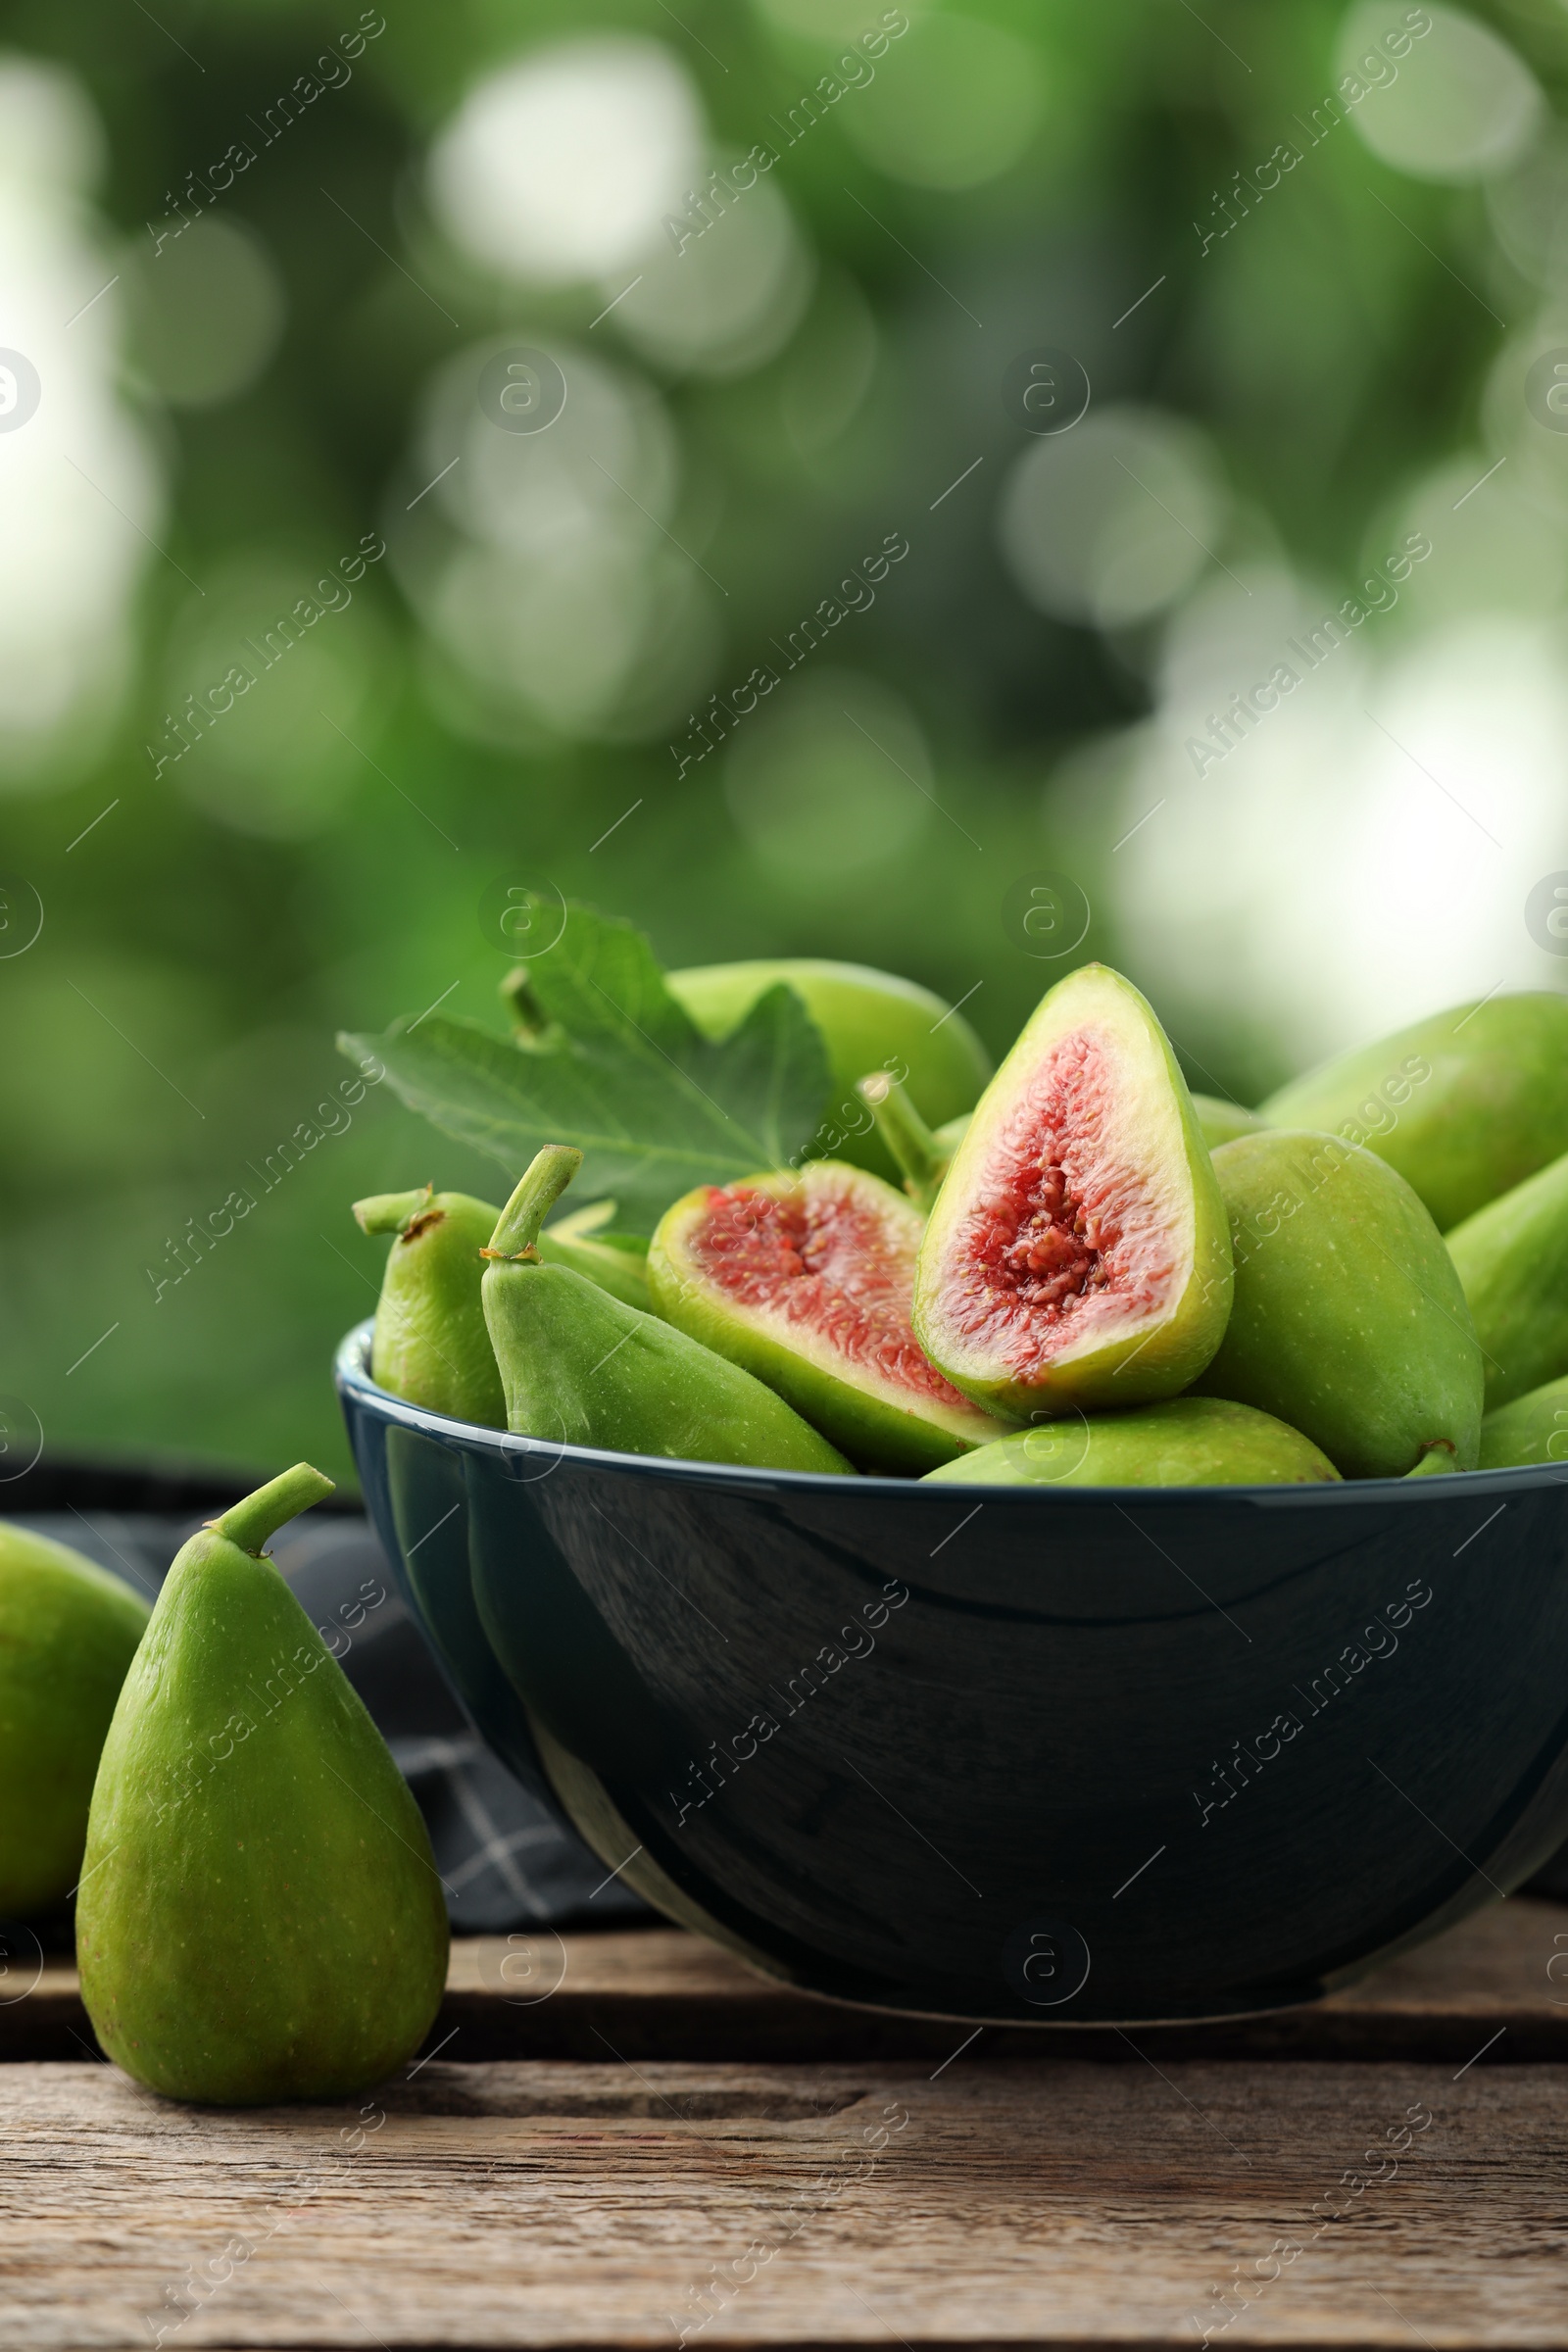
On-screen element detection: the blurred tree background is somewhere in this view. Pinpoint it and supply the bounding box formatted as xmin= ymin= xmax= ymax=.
xmin=3 ymin=0 xmax=1566 ymax=1480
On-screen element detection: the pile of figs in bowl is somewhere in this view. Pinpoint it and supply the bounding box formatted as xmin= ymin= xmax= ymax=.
xmin=339 ymin=945 xmax=1568 ymax=2024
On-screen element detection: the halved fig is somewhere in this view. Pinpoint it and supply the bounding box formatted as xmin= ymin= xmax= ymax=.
xmin=649 ymin=1163 xmax=1007 ymax=1473
xmin=912 ymin=964 xmax=1233 ymax=1420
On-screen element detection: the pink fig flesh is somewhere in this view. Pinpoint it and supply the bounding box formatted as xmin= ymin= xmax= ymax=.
xmin=913 ymin=963 xmax=1233 ymax=1419
xmin=649 ymin=1162 xmax=1007 ymax=1473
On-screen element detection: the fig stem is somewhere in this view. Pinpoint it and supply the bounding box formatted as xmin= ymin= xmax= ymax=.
xmin=208 ymin=1463 xmax=337 ymax=1555
xmin=487 ymin=1146 xmax=584 ymax=1261
xmin=857 ymin=1073 xmax=948 ymax=1212
xmin=1404 ymin=1443 xmax=1458 ymax=1479
xmin=354 ymin=1187 xmax=433 ymax=1237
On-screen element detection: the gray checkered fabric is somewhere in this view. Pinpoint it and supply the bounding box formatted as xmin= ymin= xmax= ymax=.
xmin=15 ymin=1507 xmax=646 ymax=1934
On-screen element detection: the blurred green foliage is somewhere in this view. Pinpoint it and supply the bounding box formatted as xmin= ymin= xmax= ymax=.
xmin=0 ymin=0 xmax=1554 ymax=1480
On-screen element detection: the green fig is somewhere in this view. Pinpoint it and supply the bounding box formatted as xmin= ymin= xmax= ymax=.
xmin=1258 ymin=993 xmax=1568 ymax=1232
xmin=912 ymin=963 xmax=1233 ymax=1420
xmin=923 ymin=1397 xmax=1339 ymax=1487
xmin=77 ymin=1466 xmax=449 ymax=2105
xmin=355 ymin=1187 xmax=505 ymax=1426
xmin=535 ymin=1199 xmax=652 ymax=1312
xmin=1193 ymin=1130 xmax=1484 ymax=1477
xmin=357 ymin=1187 xmax=651 ymax=1422
xmin=482 ymin=1148 xmax=856 ymax=1475
xmin=0 ymin=1526 xmax=149 ymax=1916
xmin=665 ymin=957 xmax=992 ymax=1182
xmin=650 ymin=1162 xmax=1006 ymax=1474
xmin=1446 ymin=1149 xmax=1568 ymax=1410
xmin=1476 ymin=1371 xmax=1568 ymax=1468
xmin=1191 ymin=1094 xmax=1267 ymax=1151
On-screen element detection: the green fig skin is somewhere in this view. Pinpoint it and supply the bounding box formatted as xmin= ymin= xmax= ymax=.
xmin=649 ymin=1163 xmax=1006 ymax=1475
xmin=357 ymin=1187 xmax=650 ymax=1418
xmin=1446 ymin=1149 xmax=1568 ymax=1411
xmin=1191 ymin=1094 xmax=1267 ymax=1152
xmin=77 ymin=1466 xmax=449 ymax=2106
xmin=535 ymin=1206 xmax=652 ymax=1312
xmin=665 ymin=958 xmax=992 ymax=1183
xmin=923 ymin=1397 xmax=1340 ymax=1488
xmin=1258 ymin=994 xmax=1568 ymax=1233
xmin=913 ymin=964 xmax=1234 ymax=1421
xmin=1193 ymin=1131 xmax=1484 ymax=1478
xmin=356 ymin=1189 xmax=506 ymax=1427
xmin=0 ymin=1527 xmax=149 ymax=1917
xmin=483 ymin=1149 xmax=856 ymax=1475
xmin=1477 ymin=1372 xmax=1568 ymax=1469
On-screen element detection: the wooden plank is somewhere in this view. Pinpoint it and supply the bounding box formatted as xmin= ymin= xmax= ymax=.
xmin=0 ymin=2052 xmax=1562 ymax=2348
xmin=7 ymin=1899 xmax=1567 ymax=2066
xmin=436 ymin=1898 xmax=1568 ymax=2065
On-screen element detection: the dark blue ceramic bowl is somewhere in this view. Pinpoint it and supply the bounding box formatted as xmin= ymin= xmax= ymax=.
xmin=337 ymin=1321 xmax=1568 ymax=2024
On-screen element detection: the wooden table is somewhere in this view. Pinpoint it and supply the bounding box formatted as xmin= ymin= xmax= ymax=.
xmin=4 ymin=1897 xmax=1567 ymax=2349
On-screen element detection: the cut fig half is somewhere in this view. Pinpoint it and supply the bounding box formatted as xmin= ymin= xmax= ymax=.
xmin=649 ymin=1163 xmax=1008 ymax=1474
xmin=912 ymin=964 xmax=1233 ymax=1420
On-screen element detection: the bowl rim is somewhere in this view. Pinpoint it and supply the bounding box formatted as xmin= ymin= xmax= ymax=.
xmin=334 ymin=1321 xmax=1568 ymax=1509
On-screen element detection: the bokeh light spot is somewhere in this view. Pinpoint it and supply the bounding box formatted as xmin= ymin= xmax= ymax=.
xmin=1340 ymin=1 xmax=1544 ymax=182
xmin=999 ymin=407 xmax=1229 ymax=630
xmin=428 ymin=37 xmax=702 ymax=284
xmin=609 ymin=167 xmax=814 ymax=377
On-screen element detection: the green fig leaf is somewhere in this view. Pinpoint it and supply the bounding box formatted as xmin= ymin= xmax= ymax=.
xmin=339 ymin=905 xmax=833 ymax=1236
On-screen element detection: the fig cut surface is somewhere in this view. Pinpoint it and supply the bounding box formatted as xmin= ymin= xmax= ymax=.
xmin=650 ymin=1161 xmax=1004 ymax=1473
xmin=912 ymin=963 xmax=1233 ymax=1420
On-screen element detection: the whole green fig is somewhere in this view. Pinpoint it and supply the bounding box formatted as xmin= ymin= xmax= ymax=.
xmin=1477 ymin=1371 xmax=1568 ymax=1468
xmin=1446 ymin=1149 xmax=1568 ymax=1410
xmin=483 ymin=1148 xmax=855 ymax=1475
xmin=1258 ymin=993 xmax=1568 ymax=1232
xmin=665 ymin=957 xmax=991 ymax=1183
xmin=1193 ymin=1130 xmax=1484 ymax=1477
xmin=77 ymin=1465 xmax=449 ymax=2106
xmin=356 ymin=1187 xmax=505 ymax=1426
xmin=0 ymin=1526 xmax=149 ymax=1916
xmin=924 ymin=1397 xmax=1339 ymax=1487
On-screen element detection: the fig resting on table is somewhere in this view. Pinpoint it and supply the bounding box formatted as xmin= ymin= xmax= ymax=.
xmin=77 ymin=1466 xmax=448 ymax=2106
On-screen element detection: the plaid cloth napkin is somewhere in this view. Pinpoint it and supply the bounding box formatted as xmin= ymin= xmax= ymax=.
xmin=14 ymin=1501 xmax=647 ymax=1934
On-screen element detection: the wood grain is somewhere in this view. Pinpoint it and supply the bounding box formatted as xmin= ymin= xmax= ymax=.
xmin=6 ymin=1898 xmax=1567 ymax=2066
xmin=1 ymin=2051 xmax=1563 ymax=2349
